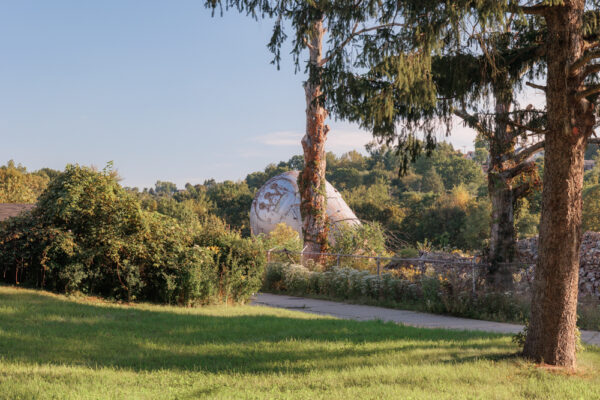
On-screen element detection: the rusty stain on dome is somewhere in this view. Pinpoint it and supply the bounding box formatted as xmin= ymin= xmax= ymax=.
xmin=250 ymin=171 xmax=360 ymax=240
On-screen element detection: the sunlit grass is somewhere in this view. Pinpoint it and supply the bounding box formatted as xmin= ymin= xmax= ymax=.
xmin=0 ymin=285 xmax=599 ymax=399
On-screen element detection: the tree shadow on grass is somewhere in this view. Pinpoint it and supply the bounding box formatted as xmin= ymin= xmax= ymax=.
xmin=0 ymin=287 xmax=518 ymax=374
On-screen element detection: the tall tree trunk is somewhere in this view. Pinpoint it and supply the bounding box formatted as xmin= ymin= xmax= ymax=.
xmin=299 ymin=19 xmax=330 ymax=258
xmin=488 ymin=97 xmax=517 ymax=285
xmin=488 ymin=181 xmax=516 ymax=287
xmin=489 ymin=186 xmax=516 ymax=263
xmin=523 ymin=1 xmax=594 ymax=367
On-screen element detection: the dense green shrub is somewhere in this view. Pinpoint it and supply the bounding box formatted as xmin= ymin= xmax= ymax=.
xmin=397 ymin=247 xmax=419 ymax=258
xmin=264 ymin=264 xmax=418 ymax=302
xmin=257 ymin=223 xmax=303 ymax=264
xmin=0 ymin=165 xmax=264 ymax=305
xmin=266 ymin=223 xmax=303 ymax=252
xmin=190 ymin=214 xmax=266 ymax=302
xmin=331 ymin=221 xmax=388 ymax=272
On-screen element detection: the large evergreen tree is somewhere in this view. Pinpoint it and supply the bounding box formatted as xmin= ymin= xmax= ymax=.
xmin=339 ymin=1 xmax=600 ymax=367
xmin=434 ymin=21 xmax=547 ymax=279
xmin=208 ymin=0 xmax=600 ymax=367
xmin=318 ymin=4 xmax=543 ymax=275
xmin=446 ymin=6 xmax=600 ymax=290
xmin=321 ymin=0 xmax=600 ymax=368
xmin=518 ymin=0 xmax=600 ymax=368
xmin=205 ymin=0 xmax=442 ymax=257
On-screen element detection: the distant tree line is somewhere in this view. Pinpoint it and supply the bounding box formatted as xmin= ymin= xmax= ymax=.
xmin=2 ymin=142 xmax=599 ymax=254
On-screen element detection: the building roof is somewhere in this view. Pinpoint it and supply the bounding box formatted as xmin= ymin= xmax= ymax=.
xmin=0 ymin=203 xmax=35 ymax=222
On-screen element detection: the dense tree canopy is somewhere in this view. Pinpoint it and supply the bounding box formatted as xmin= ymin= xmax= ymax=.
xmin=5 ymin=140 xmax=600 ymax=255
xmin=0 ymin=161 xmax=57 ymax=203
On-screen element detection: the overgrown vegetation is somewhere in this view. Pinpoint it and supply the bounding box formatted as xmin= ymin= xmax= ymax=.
xmin=330 ymin=222 xmax=389 ymax=272
xmin=1 ymin=286 xmax=600 ymax=399
xmin=0 ymin=165 xmax=265 ymax=305
xmin=263 ymin=261 xmax=600 ymax=331
xmin=264 ymin=262 xmax=530 ymax=325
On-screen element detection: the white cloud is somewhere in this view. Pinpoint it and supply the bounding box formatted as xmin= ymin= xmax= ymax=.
xmin=253 ymin=117 xmax=482 ymax=157
xmin=254 ymin=131 xmax=303 ymax=147
xmin=254 ymin=128 xmax=372 ymax=154
xmin=327 ymin=129 xmax=373 ymax=153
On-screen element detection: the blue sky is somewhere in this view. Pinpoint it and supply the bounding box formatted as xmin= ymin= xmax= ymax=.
xmin=0 ymin=1 xmax=478 ymax=189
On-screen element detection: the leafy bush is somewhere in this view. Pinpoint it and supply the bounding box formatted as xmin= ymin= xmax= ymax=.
xmin=397 ymin=247 xmax=419 ymax=258
xmin=331 ymin=221 xmax=388 ymax=272
xmin=264 ymin=262 xmax=286 ymax=291
xmin=175 ymin=246 xmax=218 ymax=306
xmin=0 ymin=165 xmax=264 ymax=305
xmin=191 ymin=215 xmax=266 ymax=303
xmin=583 ymin=184 xmax=600 ymax=232
xmin=283 ymin=264 xmax=312 ymax=294
xmin=264 ymin=263 xmax=417 ymax=303
xmin=265 ymin=223 xmax=302 ymax=251
xmin=258 ymin=223 xmax=303 ymax=264
xmin=577 ymin=297 xmax=600 ymax=331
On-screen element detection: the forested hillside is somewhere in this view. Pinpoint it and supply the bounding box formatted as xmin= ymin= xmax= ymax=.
xmin=129 ymin=141 xmax=583 ymax=252
xmin=2 ymin=141 xmax=599 ymax=253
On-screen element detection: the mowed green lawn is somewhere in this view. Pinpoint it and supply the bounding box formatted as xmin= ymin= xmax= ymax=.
xmin=0 ymin=286 xmax=599 ymax=400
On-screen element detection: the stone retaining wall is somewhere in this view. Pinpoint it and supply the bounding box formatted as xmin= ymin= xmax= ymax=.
xmin=517 ymin=232 xmax=600 ymax=298
xmin=386 ymin=234 xmax=600 ymax=299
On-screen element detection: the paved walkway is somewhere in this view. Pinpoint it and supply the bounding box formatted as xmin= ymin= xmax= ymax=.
xmin=251 ymin=293 xmax=600 ymax=346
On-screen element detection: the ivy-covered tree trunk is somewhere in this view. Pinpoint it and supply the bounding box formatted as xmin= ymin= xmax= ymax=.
xmin=299 ymin=18 xmax=329 ymax=258
xmin=523 ymin=1 xmax=594 ymax=367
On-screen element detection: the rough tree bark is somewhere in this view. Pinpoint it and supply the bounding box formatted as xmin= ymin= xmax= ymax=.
xmin=298 ymin=18 xmax=330 ymax=258
xmin=488 ymin=98 xmax=518 ymax=270
xmin=523 ymin=0 xmax=595 ymax=367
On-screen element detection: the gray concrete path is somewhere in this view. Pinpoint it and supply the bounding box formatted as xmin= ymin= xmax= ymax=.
xmin=251 ymin=293 xmax=600 ymax=346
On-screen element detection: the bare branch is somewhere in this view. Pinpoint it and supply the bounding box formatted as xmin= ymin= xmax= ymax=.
xmin=576 ymin=84 xmax=600 ymax=100
xmin=526 ymin=82 xmax=546 ymax=92
xmin=320 ymin=21 xmax=359 ymax=66
xmin=570 ymin=50 xmax=600 ymax=76
xmin=505 ymin=44 xmax=545 ymax=67
xmin=583 ymin=64 xmax=600 ymax=78
xmin=303 ymin=36 xmax=316 ymax=52
xmin=511 ymin=141 xmax=545 ymax=165
xmin=589 ymin=137 xmax=600 ymax=145
xmin=501 ymin=160 xmax=536 ymax=180
xmin=519 ymin=3 xmax=549 ymax=15
xmin=453 ymin=109 xmax=491 ymax=136
xmin=475 ymin=109 xmax=546 ymax=117
xmin=504 ymin=119 xmax=547 ymax=135
xmin=583 ymin=40 xmax=600 ymax=52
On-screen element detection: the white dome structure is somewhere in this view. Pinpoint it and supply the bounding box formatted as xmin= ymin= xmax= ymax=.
xmin=250 ymin=171 xmax=360 ymax=240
